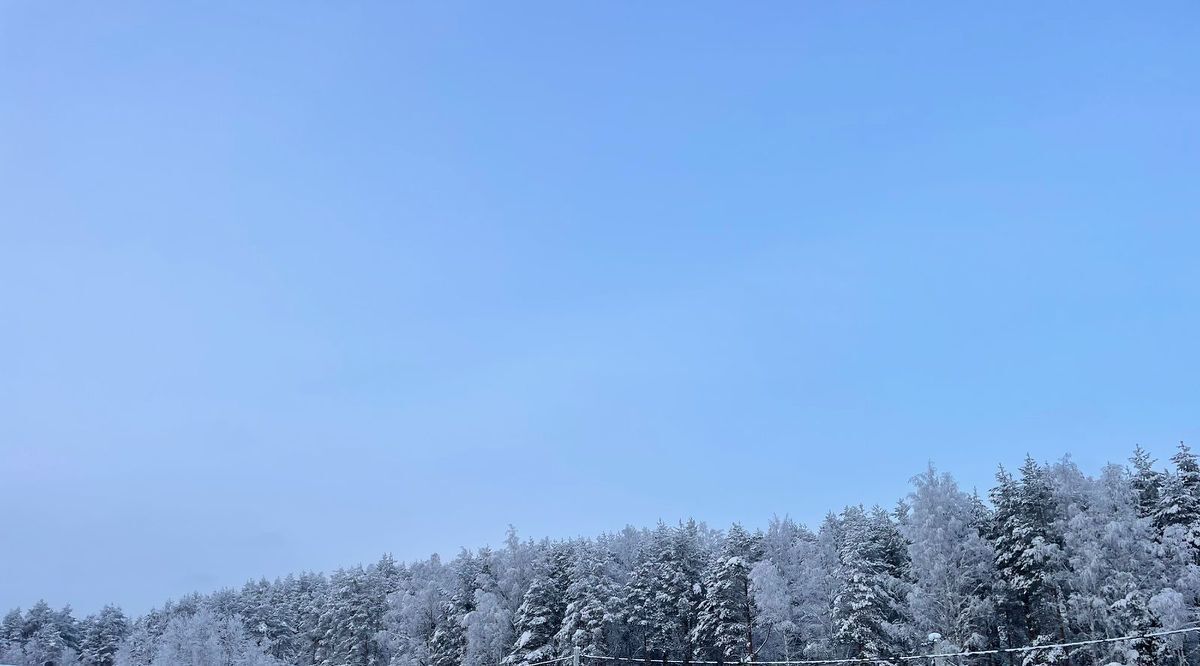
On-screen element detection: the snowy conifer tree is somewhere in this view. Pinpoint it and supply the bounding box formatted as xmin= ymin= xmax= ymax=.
xmin=692 ymin=524 xmax=762 ymax=662
xmin=622 ymin=521 xmax=709 ymax=662
xmin=1131 ymin=445 xmax=1164 ymax=520
xmin=382 ymin=555 xmax=447 ymax=666
xmin=79 ymin=606 xmax=129 ymax=666
xmin=505 ymin=544 xmax=570 ymax=666
xmin=831 ymin=506 xmax=911 ymax=663
xmin=315 ymin=564 xmax=389 ymax=666
xmin=430 ymin=550 xmax=486 ymax=666
xmin=1156 ymin=442 xmax=1200 ymax=554
xmin=990 ymin=458 xmax=1070 ymax=656
xmin=1 ymin=608 xmax=24 ymax=663
xmin=555 ymin=541 xmax=619 ymax=656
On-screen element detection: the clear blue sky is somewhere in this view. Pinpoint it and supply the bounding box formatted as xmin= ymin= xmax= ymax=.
xmin=2 ymin=2 xmax=1197 ymax=616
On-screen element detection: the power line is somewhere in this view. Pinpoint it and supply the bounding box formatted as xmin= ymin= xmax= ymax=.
xmin=524 ymin=657 xmax=577 ymax=666
xmin=576 ymin=625 xmax=1200 ymax=665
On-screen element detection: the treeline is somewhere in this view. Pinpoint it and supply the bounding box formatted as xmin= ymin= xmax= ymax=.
xmin=4 ymin=445 xmax=1200 ymax=666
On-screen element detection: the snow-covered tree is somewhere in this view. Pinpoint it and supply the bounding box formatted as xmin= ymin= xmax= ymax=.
xmin=990 ymin=458 xmax=1070 ymax=656
xmin=622 ymin=521 xmax=709 ymax=662
xmin=1156 ymin=442 xmax=1200 ymax=555
xmin=150 ymin=607 xmax=281 ymax=666
xmin=555 ymin=541 xmax=619 ymax=656
xmin=462 ymin=587 xmax=512 ymax=666
xmin=903 ymin=465 xmax=996 ymax=653
xmin=692 ymin=524 xmax=762 ymax=661
xmin=79 ymin=606 xmax=129 ymax=666
xmin=383 ymin=555 xmax=447 ymax=666
xmin=1131 ymin=445 xmax=1164 ymax=520
xmin=505 ymin=544 xmax=570 ymax=666
xmin=429 ymin=550 xmax=483 ymax=666
xmin=832 ymin=506 xmax=911 ymax=663
xmin=1059 ymin=464 xmax=1160 ymax=664
xmin=2 ymin=608 xmax=24 ymax=663
xmin=23 ymin=622 xmax=70 ymax=666
xmin=314 ymin=563 xmax=390 ymax=666
xmin=748 ymin=517 xmax=820 ymax=662
xmin=13 ymin=445 xmax=1200 ymax=666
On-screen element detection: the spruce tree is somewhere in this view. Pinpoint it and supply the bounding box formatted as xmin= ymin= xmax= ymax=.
xmin=990 ymin=458 xmax=1073 ymax=664
xmin=431 ymin=550 xmax=483 ymax=666
xmin=831 ymin=506 xmax=911 ymax=664
xmin=691 ymin=524 xmax=762 ymax=662
xmin=316 ymin=565 xmax=389 ymax=666
xmin=1155 ymin=442 xmax=1200 ymax=553
xmin=556 ymin=541 xmax=619 ymax=656
xmin=1130 ymin=445 xmax=1163 ymax=520
xmin=623 ymin=521 xmax=707 ymax=662
xmin=1 ymin=608 xmax=23 ymax=660
xmin=80 ymin=605 xmax=130 ymax=666
xmin=506 ymin=544 xmax=570 ymax=666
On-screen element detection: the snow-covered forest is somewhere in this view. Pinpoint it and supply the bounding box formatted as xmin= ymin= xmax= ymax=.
xmin=5 ymin=445 xmax=1200 ymax=666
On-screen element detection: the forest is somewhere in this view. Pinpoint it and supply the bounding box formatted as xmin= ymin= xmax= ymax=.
xmin=4 ymin=444 xmax=1199 ymax=666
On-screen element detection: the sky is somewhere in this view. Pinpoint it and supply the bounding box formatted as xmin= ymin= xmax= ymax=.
xmin=1 ymin=1 xmax=1198 ymax=616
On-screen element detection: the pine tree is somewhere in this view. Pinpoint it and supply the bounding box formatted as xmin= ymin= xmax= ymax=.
xmin=555 ymin=541 xmax=619 ymax=656
xmin=239 ymin=578 xmax=292 ymax=659
xmin=1130 ymin=445 xmax=1163 ymax=520
xmin=316 ymin=564 xmax=389 ymax=666
xmin=382 ymin=555 xmax=447 ymax=666
xmin=55 ymin=605 xmax=82 ymax=658
xmin=80 ymin=606 xmax=129 ymax=666
xmin=462 ymin=556 xmax=513 ymax=666
xmin=1155 ymin=442 xmax=1200 ymax=553
xmin=114 ymin=609 xmax=167 ymax=666
xmin=831 ymin=506 xmax=911 ymax=664
xmin=692 ymin=524 xmax=762 ymax=662
xmin=506 ymin=544 xmax=570 ymax=666
xmin=24 ymin=622 xmax=68 ymax=666
xmin=430 ymin=550 xmax=483 ymax=666
xmin=1 ymin=608 xmax=23 ymax=661
xmin=14 ymin=600 xmax=74 ymax=666
xmin=622 ymin=522 xmax=707 ymax=662
xmin=990 ymin=459 xmax=1070 ymax=654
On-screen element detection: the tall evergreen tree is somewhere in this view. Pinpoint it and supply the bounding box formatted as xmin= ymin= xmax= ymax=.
xmin=1155 ymin=442 xmax=1200 ymax=554
xmin=831 ymin=507 xmax=911 ymax=664
xmin=1 ymin=608 xmax=23 ymax=662
xmin=1131 ymin=445 xmax=1164 ymax=520
xmin=990 ymin=458 xmax=1070 ymax=656
xmin=555 ymin=541 xmax=619 ymax=657
xmin=505 ymin=544 xmax=570 ymax=666
xmin=315 ymin=564 xmax=389 ymax=666
xmin=622 ymin=521 xmax=708 ymax=662
xmin=383 ymin=555 xmax=447 ymax=666
xmin=430 ymin=550 xmax=485 ymax=666
xmin=80 ymin=606 xmax=130 ymax=666
xmin=692 ymin=524 xmax=762 ymax=662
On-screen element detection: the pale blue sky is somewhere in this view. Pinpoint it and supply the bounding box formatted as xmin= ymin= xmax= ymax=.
xmin=2 ymin=2 xmax=1197 ymax=615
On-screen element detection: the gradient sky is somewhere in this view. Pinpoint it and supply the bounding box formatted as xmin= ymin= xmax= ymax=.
xmin=2 ymin=2 xmax=1198 ymax=616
